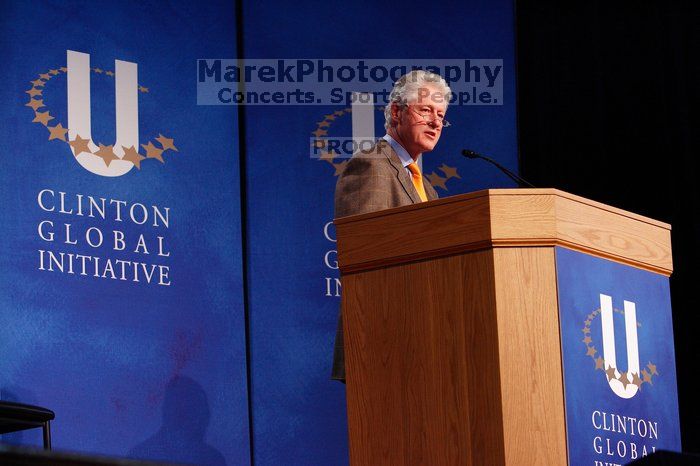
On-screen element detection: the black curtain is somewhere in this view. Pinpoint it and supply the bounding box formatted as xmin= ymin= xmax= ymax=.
xmin=516 ymin=1 xmax=699 ymax=453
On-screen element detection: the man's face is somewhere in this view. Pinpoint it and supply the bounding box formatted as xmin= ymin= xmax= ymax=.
xmin=392 ymin=84 xmax=448 ymax=158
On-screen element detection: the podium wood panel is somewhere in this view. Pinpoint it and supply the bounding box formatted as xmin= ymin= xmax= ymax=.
xmin=336 ymin=189 xmax=672 ymax=275
xmin=343 ymin=250 xmax=505 ymax=465
xmin=492 ymin=247 xmax=567 ymax=464
xmin=343 ymin=247 xmax=567 ymax=465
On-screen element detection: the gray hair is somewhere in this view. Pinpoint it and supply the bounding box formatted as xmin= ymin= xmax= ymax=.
xmin=384 ymin=70 xmax=452 ymax=130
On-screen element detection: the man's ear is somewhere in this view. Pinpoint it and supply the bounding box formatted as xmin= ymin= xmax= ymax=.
xmin=390 ymin=102 xmax=401 ymax=127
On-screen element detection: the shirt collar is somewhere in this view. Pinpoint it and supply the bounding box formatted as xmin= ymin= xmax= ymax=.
xmin=382 ymin=134 xmax=419 ymax=168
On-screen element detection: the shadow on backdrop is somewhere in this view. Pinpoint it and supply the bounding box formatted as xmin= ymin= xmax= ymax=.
xmin=128 ymin=376 xmax=226 ymax=466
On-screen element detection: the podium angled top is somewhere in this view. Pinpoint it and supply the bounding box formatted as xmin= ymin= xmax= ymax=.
xmin=334 ymin=188 xmax=672 ymax=275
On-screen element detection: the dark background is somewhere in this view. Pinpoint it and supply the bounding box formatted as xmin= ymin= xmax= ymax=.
xmin=516 ymin=1 xmax=699 ymax=454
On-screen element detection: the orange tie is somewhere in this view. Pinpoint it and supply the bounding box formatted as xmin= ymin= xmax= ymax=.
xmin=407 ymin=162 xmax=428 ymax=202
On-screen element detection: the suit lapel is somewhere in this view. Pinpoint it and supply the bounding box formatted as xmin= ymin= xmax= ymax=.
xmin=378 ymin=140 xmax=423 ymax=204
xmin=424 ymin=178 xmax=438 ymax=201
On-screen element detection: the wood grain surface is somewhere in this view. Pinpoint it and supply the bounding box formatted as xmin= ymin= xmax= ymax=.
xmin=492 ymin=247 xmax=567 ymax=465
xmin=343 ymin=247 xmax=568 ymax=465
xmin=336 ymin=189 xmax=672 ymax=276
xmin=344 ymin=250 xmax=506 ymax=465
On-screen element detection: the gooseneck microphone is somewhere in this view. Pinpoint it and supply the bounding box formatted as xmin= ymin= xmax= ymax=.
xmin=461 ymin=149 xmax=536 ymax=188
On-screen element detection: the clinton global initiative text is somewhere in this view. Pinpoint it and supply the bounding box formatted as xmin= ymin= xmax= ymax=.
xmin=36 ymin=188 xmax=172 ymax=286
xmin=38 ymin=250 xmax=170 ymax=285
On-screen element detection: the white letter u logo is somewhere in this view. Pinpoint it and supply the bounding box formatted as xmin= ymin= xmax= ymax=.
xmin=67 ymin=50 xmax=138 ymax=177
xmin=599 ymin=294 xmax=641 ymax=399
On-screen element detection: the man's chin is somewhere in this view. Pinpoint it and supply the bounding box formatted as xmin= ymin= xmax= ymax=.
xmin=419 ymin=141 xmax=438 ymax=153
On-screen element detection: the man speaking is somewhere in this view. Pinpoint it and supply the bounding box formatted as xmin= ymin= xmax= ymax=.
xmin=332 ymin=70 xmax=452 ymax=382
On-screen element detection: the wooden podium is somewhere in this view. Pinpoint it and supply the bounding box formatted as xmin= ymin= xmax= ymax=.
xmin=335 ymin=189 xmax=673 ymax=466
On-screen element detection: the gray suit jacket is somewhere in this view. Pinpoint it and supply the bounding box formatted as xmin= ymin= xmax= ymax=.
xmin=331 ymin=139 xmax=439 ymax=382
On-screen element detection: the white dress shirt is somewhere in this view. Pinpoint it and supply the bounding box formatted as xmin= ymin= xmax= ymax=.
xmin=382 ymin=134 xmax=421 ymax=177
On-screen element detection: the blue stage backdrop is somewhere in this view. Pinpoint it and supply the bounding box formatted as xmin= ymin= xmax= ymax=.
xmin=240 ymin=0 xmax=518 ymax=464
xmin=1 ymin=0 xmax=519 ymax=464
xmin=0 ymin=1 xmax=250 ymax=465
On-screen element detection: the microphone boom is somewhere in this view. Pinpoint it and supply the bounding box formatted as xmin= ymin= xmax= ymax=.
xmin=461 ymin=149 xmax=535 ymax=188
